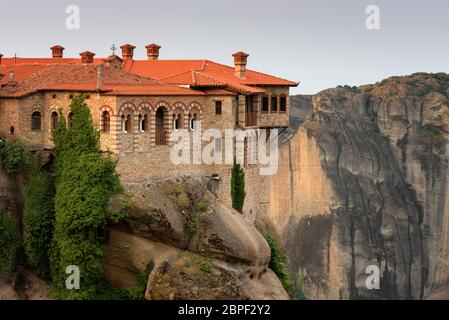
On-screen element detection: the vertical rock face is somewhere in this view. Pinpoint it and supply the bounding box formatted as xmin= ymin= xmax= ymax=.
xmin=269 ymin=74 xmax=449 ymax=299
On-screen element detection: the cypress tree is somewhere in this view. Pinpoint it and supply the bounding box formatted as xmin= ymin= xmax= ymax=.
xmin=231 ymin=163 xmax=246 ymax=213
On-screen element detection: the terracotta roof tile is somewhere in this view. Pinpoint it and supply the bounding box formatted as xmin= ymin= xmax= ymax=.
xmin=0 ymin=63 xmax=202 ymax=97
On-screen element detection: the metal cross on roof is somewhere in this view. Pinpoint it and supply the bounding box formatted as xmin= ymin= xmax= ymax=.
xmin=110 ymin=44 xmax=117 ymax=55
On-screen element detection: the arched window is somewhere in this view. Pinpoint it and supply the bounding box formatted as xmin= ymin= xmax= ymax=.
xmin=139 ymin=114 xmax=147 ymax=132
xmin=125 ymin=114 xmax=132 ymax=133
xmin=189 ymin=113 xmax=198 ymax=130
xmin=173 ymin=113 xmax=183 ymax=131
xmin=31 ymin=111 xmax=42 ymax=131
xmin=50 ymin=111 xmax=58 ymax=131
xmin=67 ymin=112 xmax=74 ymax=128
xmin=102 ymin=111 xmax=110 ymax=133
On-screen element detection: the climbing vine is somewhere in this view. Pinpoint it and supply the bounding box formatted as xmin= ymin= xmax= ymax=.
xmin=0 ymin=208 xmax=20 ymax=278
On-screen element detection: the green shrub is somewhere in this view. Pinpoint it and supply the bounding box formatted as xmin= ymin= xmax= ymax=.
xmin=165 ymin=184 xmax=190 ymax=209
xmin=265 ymin=234 xmax=292 ymax=295
xmin=293 ymin=271 xmax=306 ymax=300
xmin=200 ymin=260 xmax=213 ymax=276
xmin=0 ymin=139 xmax=31 ymax=174
xmin=0 ymin=209 xmax=20 ymax=278
xmin=23 ymin=172 xmax=56 ymax=277
xmin=415 ymin=84 xmax=434 ymax=99
xmin=127 ymin=270 xmax=150 ymax=300
xmin=231 ymin=163 xmax=245 ymax=213
xmin=188 ymin=200 xmax=208 ymax=236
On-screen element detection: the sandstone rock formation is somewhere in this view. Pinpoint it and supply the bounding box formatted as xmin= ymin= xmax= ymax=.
xmin=103 ymin=177 xmax=289 ymax=300
xmin=269 ymin=74 xmax=449 ymax=299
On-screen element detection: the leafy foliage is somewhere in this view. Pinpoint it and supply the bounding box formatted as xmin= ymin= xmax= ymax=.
xmin=50 ymin=95 xmax=125 ymax=299
xmin=231 ymin=163 xmax=246 ymax=213
xmin=0 ymin=139 xmax=31 ymax=174
xmin=265 ymin=234 xmax=292 ymax=295
xmin=23 ymin=172 xmax=56 ymax=277
xmin=188 ymin=200 xmax=208 ymax=236
xmin=200 ymin=260 xmax=214 ymax=276
xmin=0 ymin=208 xmax=20 ymax=278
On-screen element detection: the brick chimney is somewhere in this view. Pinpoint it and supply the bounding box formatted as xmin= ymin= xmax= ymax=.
xmin=0 ymin=54 xmax=3 ymax=64
xmin=51 ymin=45 xmax=65 ymax=58
xmin=96 ymin=64 xmax=104 ymax=90
xmin=232 ymin=51 xmax=249 ymax=79
xmin=120 ymin=44 xmax=136 ymax=61
xmin=80 ymin=51 xmax=95 ymax=64
xmin=145 ymin=44 xmax=161 ymax=60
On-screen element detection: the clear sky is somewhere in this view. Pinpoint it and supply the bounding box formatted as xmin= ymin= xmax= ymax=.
xmin=1 ymin=0 xmax=449 ymax=94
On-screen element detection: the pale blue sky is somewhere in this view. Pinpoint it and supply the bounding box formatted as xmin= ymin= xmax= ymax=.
xmin=1 ymin=0 xmax=449 ymax=94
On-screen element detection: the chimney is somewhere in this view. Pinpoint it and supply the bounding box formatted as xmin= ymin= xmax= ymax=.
xmin=232 ymin=51 xmax=249 ymax=79
xmin=96 ymin=64 xmax=104 ymax=90
xmin=0 ymin=54 xmax=3 ymax=64
xmin=120 ymin=44 xmax=136 ymax=61
xmin=80 ymin=51 xmax=95 ymax=64
xmin=51 ymin=45 xmax=65 ymax=58
xmin=145 ymin=44 xmax=161 ymax=60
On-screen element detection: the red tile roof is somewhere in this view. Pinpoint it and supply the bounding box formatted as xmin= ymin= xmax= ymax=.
xmin=0 ymin=52 xmax=298 ymax=97
xmin=0 ymin=63 xmax=204 ymax=97
xmin=122 ymin=59 xmax=298 ymax=94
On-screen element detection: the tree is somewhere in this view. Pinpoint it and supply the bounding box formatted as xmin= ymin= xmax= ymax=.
xmin=0 ymin=139 xmax=31 ymax=174
xmin=231 ymin=163 xmax=246 ymax=213
xmin=0 ymin=208 xmax=20 ymax=278
xmin=50 ymin=95 xmax=124 ymax=299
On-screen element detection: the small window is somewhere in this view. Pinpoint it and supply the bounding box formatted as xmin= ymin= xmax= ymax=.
xmin=189 ymin=113 xmax=198 ymax=130
xmin=141 ymin=114 xmax=147 ymax=132
xmin=31 ymin=111 xmax=42 ymax=131
xmin=262 ymin=96 xmax=269 ymax=113
xmin=102 ymin=111 xmax=110 ymax=133
xmin=85 ymin=95 xmax=90 ymax=100
xmin=67 ymin=112 xmax=74 ymax=128
xmin=52 ymin=94 xmax=57 ymax=99
xmin=124 ymin=115 xmax=132 ymax=133
xmin=215 ymin=101 xmax=222 ymax=115
xmin=10 ymin=126 xmax=14 ymax=134
xmin=271 ymin=96 xmax=278 ymax=113
xmin=173 ymin=113 xmax=183 ymax=130
xmin=51 ymin=111 xmax=58 ymax=131
xmin=280 ymin=96 xmax=287 ymax=112
xmin=69 ymin=95 xmax=74 ymax=100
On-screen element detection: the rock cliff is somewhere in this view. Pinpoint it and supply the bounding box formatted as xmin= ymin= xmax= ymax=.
xmin=269 ymin=73 xmax=449 ymax=299
xmin=103 ymin=177 xmax=288 ymax=300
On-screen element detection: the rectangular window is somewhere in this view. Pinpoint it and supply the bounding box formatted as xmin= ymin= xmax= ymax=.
xmin=215 ymin=101 xmax=222 ymax=115
xmin=262 ymin=96 xmax=269 ymax=113
xmin=271 ymin=96 xmax=278 ymax=112
xmin=280 ymin=96 xmax=287 ymax=112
